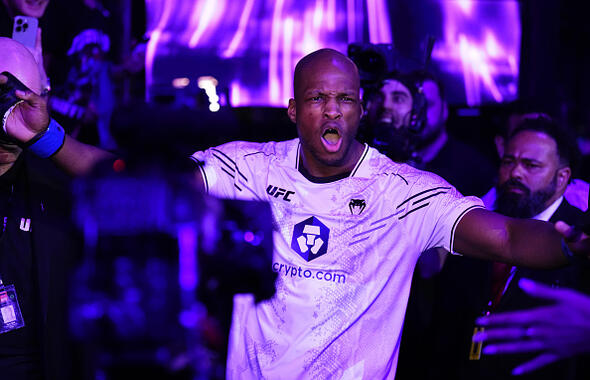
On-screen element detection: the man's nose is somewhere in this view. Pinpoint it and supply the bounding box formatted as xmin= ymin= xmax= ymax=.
xmin=324 ymin=97 xmax=342 ymax=119
xmin=509 ymin=162 xmax=525 ymax=180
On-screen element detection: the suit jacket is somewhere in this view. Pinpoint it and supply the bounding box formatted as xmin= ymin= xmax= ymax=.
xmin=468 ymin=199 xmax=590 ymax=380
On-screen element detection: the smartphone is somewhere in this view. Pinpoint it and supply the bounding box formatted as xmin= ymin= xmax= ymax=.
xmin=12 ymin=16 xmax=38 ymax=49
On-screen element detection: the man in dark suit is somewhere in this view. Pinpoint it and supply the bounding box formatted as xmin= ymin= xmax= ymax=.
xmin=436 ymin=115 xmax=589 ymax=380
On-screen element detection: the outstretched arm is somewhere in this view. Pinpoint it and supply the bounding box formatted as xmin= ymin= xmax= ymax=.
xmin=453 ymin=208 xmax=570 ymax=268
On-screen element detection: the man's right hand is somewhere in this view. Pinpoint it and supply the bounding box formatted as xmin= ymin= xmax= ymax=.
xmin=1 ymin=73 xmax=50 ymax=143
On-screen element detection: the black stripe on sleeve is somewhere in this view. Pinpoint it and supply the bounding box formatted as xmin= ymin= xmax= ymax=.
xmin=398 ymin=203 xmax=429 ymax=220
xmin=221 ymin=167 xmax=236 ymax=179
xmin=198 ymin=165 xmax=209 ymax=193
xmin=213 ymin=152 xmax=236 ymax=173
xmin=411 ymin=190 xmax=449 ymax=206
xmin=396 ymin=187 xmax=451 ymax=209
xmin=350 ymin=144 xmax=369 ymax=177
xmin=212 ymin=148 xmax=237 ymax=165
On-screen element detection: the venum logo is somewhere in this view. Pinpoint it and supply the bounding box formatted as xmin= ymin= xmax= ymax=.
xmin=291 ymin=216 xmax=330 ymax=262
xmin=349 ymin=199 xmax=366 ymax=215
xmin=266 ymin=185 xmax=295 ymax=202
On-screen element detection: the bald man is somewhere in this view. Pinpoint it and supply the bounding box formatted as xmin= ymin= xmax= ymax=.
xmin=0 ymin=37 xmax=80 ymax=380
xmin=3 ymin=47 xmax=589 ymax=378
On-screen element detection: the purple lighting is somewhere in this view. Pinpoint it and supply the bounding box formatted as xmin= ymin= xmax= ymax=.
xmin=145 ymin=0 xmax=519 ymax=107
xmin=366 ymin=0 xmax=392 ymax=44
xmin=434 ymin=0 xmax=520 ymax=105
xmin=222 ymin=0 xmax=256 ymax=58
xmin=177 ymin=223 xmax=197 ymax=291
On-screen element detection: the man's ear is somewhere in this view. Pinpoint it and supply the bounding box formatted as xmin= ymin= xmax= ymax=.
xmin=557 ymin=166 xmax=572 ymax=190
xmin=287 ymin=98 xmax=297 ymax=123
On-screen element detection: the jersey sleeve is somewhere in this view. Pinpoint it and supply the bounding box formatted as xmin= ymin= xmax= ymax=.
xmin=400 ymin=171 xmax=484 ymax=255
xmin=191 ymin=141 xmax=263 ymax=200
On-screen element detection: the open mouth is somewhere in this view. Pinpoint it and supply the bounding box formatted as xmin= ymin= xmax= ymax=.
xmin=321 ymin=127 xmax=342 ymax=152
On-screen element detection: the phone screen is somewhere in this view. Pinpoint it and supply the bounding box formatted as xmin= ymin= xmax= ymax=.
xmin=12 ymin=16 xmax=38 ymax=49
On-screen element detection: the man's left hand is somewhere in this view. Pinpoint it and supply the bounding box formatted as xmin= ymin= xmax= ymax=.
xmin=0 ymin=73 xmax=50 ymax=143
xmin=555 ymin=221 xmax=590 ymax=259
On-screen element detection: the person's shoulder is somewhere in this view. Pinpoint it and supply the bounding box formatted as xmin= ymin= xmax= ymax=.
xmin=365 ymin=145 xmax=453 ymax=189
xmin=211 ymin=138 xmax=297 ymax=158
xmin=551 ymin=198 xmax=586 ymax=225
xmin=192 ymin=139 xmax=299 ymax=167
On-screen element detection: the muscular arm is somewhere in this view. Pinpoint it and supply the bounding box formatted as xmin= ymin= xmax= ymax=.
xmin=48 ymin=135 xmax=113 ymax=176
xmin=454 ymin=208 xmax=567 ymax=268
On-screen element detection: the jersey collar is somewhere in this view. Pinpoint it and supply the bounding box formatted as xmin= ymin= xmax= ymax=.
xmin=294 ymin=140 xmax=370 ymax=181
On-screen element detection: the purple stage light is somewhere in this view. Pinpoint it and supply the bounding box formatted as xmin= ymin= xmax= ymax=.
xmin=434 ymin=0 xmax=520 ymax=105
xmin=145 ymin=0 xmax=520 ymax=107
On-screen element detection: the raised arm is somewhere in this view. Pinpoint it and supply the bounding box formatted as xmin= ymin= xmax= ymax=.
xmin=453 ymin=208 xmax=569 ymax=268
xmin=1 ymin=75 xmax=114 ymax=176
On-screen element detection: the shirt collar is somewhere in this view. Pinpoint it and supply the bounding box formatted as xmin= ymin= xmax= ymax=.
xmin=295 ymin=139 xmax=371 ymax=179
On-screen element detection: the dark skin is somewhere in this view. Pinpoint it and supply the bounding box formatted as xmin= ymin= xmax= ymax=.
xmin=286 ymin=49 xmax=364 ymax=177
xmin=1 ymin=47 xmax=588 ymax=265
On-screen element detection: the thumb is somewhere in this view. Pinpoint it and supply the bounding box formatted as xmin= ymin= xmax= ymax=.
xmin=15 ymin=89 xmax=45 ymax=108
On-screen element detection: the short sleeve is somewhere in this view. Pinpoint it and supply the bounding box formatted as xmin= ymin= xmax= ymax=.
xmin=190 ymin=141 xmax=267 ymax=201
xmin=399 ymin=172 xmax=484 ymax=255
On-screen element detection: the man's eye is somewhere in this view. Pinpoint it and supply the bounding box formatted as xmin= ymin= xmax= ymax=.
xmin=309 ymin=96 xmax=322 ymax=102
xmin=525 ymin=162 xmax=541 ymax=169
xmin=501 ymin=158 xmax=514 ymax=166
xmin=340 ymin=96 xmax=355 ymax=103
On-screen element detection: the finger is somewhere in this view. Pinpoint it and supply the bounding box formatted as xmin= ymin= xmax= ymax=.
xmin=0 ymin=74 xmax=7 ymax=84
xmin=483 ymin=340 xmax=545 ymax=355
xmin=512 ymin=353 xmax=560 ymax=375
xmin=476 ymin=307 xmax=552 ymax=327
xmin=473 ymin=327 xmax=529 ymax=342
xmin=555 ymin=221 xmax=581 ymax=241
xmin=15 ymin=89 xmax=43 ymax=105
xmin=518 ymin=278 xmax=573 ymax=301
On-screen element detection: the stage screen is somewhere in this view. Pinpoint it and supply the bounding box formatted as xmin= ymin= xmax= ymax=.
xmin=145 ymin=0 xmax=520 ymax=107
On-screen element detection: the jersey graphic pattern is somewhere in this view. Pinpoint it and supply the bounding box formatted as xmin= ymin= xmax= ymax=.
xmin=191 ymin=139 xmax=483 ymax=379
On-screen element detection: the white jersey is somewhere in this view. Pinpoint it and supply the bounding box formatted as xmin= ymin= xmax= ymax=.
xmin=191 ymin=138 xmax=483 ymax=379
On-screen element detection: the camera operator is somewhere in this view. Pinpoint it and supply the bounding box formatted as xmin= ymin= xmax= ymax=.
xmin=364 ymin=70 xmax=498 ymax=380
xmin=364 ymin=70 xmax=496 ymax=197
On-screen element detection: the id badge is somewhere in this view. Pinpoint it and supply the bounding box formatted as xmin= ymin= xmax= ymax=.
xmin=0 ymin=284 xmax=25 ymax=334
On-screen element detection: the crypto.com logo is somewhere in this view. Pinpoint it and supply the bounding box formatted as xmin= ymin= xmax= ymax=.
xmin=291 ymin=216 xmax=330 ymax=262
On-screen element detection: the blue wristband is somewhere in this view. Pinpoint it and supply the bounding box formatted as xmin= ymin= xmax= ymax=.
xmin=27 ymin=119 xmax=65 ymax=158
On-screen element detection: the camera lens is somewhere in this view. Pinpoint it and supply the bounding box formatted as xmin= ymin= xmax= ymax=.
xmin=16 ymin=26 xmax=22 ymax=32
xmin=16 ymin=18 xmax=22 ymax=25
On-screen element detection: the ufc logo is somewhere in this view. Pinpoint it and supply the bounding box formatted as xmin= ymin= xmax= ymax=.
xmin=266 ymin=185 xmax=295 ymax=202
